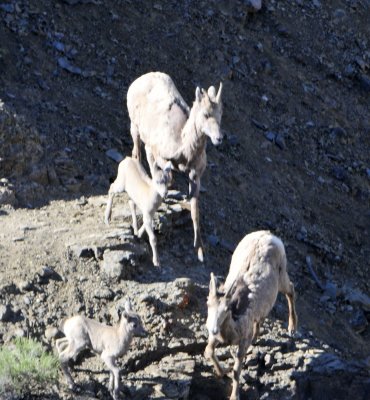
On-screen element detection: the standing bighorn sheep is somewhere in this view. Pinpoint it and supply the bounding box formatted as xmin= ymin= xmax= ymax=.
xmin=127 ymin=71 xmax=223 ymax=262
xmin=105 ymin=156 xmax=172 ymax=267
xmin=204 ymin=230 xmax=297 ymax=400
xmin=55 ymin=299 xmax=146 ymax=400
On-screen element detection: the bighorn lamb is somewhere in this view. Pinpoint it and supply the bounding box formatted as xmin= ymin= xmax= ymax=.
xmin=55 ymin=299 xmax=146 ymax=400
xmin=105 ymin=156 xmax=172 ymax=267
xmin=204 ymin=230 xmax=297 ymax=400
xmin=127 ymin=71 xmax=223 ymax=262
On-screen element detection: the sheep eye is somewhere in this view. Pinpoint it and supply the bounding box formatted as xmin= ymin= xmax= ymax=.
xmin=204 ymin=113 xmax=210 ymax=119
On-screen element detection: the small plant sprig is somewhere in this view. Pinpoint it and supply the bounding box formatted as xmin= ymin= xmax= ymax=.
xmin=0 ymin=337 xmax=60 ymax=395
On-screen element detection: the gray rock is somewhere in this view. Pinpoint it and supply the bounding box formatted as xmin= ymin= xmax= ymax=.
xmin=0 ymin=304 xmax=12 ymax=322
xmin=208 ymin=234 xmax=219 ymax=247
xmin=57 ymin=57 xmax=82 ymax=75
xmin=102 ymin=244 xmax=146 ymax=279
xmin=106 ymin=148 xmax=124 ymax=163
xmin=44 ymin=326 xmax=59 ymax=341
xmin=67 ymin=244 xmax=96 ymax=259
xmin=94 ymin=287 xmax=114 ymax=300
xmin=357 ymin=74 xmax=370 ymax=92
xmin=0 ymin=186 xmax=16 ymax=206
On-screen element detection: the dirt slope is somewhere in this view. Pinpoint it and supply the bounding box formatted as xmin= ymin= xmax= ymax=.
xmin=0 ymin=1 xmax=369 ymax=399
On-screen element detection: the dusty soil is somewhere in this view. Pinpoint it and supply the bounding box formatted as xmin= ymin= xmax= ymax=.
xmin=0 ymin=0 xmax=369 ymax=399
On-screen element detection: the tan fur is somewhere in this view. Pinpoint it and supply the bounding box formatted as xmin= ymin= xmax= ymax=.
xmin=105 ymin=156 xmax=171 ymax=267
xmin=127 ymin=72 xmax=223 ymax=262
xmin=55 ymin=300 xmax=145 ymax=400
xmin=205 ymin=231 xmax=297 ymax=400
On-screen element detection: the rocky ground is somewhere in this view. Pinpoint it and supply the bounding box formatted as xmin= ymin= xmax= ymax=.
xmin=0 ymin=0 xmax=369 ymax=399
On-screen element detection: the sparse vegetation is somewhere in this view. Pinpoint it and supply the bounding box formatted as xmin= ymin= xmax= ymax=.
xmin=0 ymin=337 xmax=59 ymax=395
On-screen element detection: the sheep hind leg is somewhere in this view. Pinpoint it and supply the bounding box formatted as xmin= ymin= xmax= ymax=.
xmin=57 ymin=340 xmax=84 ymax=391
xmin=230 ymin=338 xmax=249 ymax=400
xmin=105 ymin=179 xmax=125 ymax=225
xmin=285 ymin=282 xmax=298 ymax=336
xmin=280 ymin=273 xmax=298 ymax=335
xmin=129 ymin=200 xmax=138 ymax=235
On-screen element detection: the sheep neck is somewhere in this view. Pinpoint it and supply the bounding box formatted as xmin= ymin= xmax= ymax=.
xmin=117 ymin=319 xmax=134 ymax=353
xmin=177 ymin=104 xmax=206 ymax=166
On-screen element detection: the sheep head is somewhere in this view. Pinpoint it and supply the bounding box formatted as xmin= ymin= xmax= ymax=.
xmin=152 ymin=161 xmax=173 ymax=198
xmin=206 ymin=273 xmax=234 ymax=337
xmin=120 ymin=299 xmax=147 ymax=337
xmin=194 ymin=82 xmax=223 ymax=146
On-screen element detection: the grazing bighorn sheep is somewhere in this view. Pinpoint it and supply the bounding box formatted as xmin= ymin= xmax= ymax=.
xmin=127 ymin=71 xmax=223 ymax=262
xmin=204 ymin=230 xmax=297 ymax=400
xmin=105 ymin=156 xmax=172 ymax=267
xmin=55 ymin=299 xmax=146 ymax=400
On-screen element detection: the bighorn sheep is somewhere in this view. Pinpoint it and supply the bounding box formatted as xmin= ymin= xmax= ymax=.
xmin=55 ymin=299 xmax=146 ymax=400
xmin=204 ymin=230 xmax=297 ymax=400
xmin=105 ymin=156 xmax=172 ymax=267
xmin=127 ymin=71 xmax=223 ymax=262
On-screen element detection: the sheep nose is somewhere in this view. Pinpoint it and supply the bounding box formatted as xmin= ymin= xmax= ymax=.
xmin=212 ymin=327 xmax=219 ymax=335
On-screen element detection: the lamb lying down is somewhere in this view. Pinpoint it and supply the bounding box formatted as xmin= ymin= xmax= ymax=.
xmin=105 ymin=156 xmax=172 ymax=267
xmin=56 ymin=299 xmax=146 ymax=400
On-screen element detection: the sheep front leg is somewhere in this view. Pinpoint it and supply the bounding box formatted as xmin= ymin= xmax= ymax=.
xmin=131 ymin=123 xmax=141 ymax=161
xmin=102 ymin=353 xmax=121 ymax=400
xmin=230 ymin=338 xmax=248 ymax=400
xmin=143 ymin=213 xmax=160 ymax=267
xmin=189 ymin=172 xmax=204 ymax=262
xmin=129 ymin=200 xmax=138 ymax=235
xmin=145 ymin=145 xmax=156 ymax=178
xmin=204 ymin=337 xmax=226 ymax=377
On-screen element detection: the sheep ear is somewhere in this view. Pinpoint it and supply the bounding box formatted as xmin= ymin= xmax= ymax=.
xmin=195 ymin=86 xmax=202 ymax=103
xmin=207 ymin=86 xmax=216 ymax=101
xmin=209 ymin=272 xmax=217 ymax=297
xmin=225 ymin=279 xmax=237 ymax=299
xmin=216 ymin=82 xmax=223 ymax=104
xmin=125 ymin=299 xmax=133 ymax=313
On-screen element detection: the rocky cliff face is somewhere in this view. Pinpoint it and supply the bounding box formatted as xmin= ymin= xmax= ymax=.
xmin=0 ymin=1 xmax=369 ymax=399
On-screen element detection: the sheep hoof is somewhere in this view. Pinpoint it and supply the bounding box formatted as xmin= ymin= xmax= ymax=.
xmin=197 ymin=247 xmax=204 ymax=263
xmin=68 ymin=383 xmax=79 ymax=393
xmin=112 ymin=388 xmax=121 ymax=400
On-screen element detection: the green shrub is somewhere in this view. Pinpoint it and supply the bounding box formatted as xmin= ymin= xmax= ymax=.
xmin=0 ymin=337 xmax=60 ymax=395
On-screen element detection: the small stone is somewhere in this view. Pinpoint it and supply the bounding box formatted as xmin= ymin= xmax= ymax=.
xmin=45 ymin=326 xmax=59 ymax=341
xmin=58 ymin=57 xmax=82 ymax=75
xmin=0 ymin=304 xmax=14 ymax=322
xmin=94 ymin=287 xmax=114 ymax=300
xmin=68 ymin=244 xmax=96 ymax=259
xmin=208 ymin=234 xmax=219 ymax=247
xmin=106 ymin=148 xmax=124 ymax=163
xmin=18 ymin=280 xmax=35 ymax=292
xmin=357 ymin=74 xmax=370 ymax=92
xmin=275 ymin=133 xmax=286 ymax=149
xmin=265 ymin=131 xmax=276 ymax=142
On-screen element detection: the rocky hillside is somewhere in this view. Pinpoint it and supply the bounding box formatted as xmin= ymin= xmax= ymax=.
xmin=0 ymin=1 xmax=369 ymax=399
